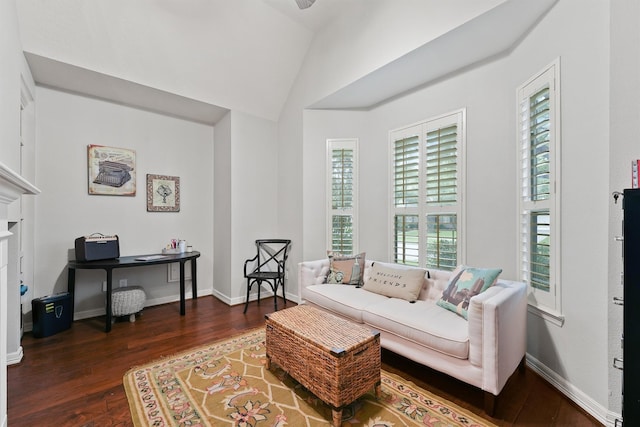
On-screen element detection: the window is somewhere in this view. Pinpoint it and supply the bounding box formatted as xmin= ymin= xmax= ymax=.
xmin=517 ymin=59 xmax=562 ymax=324
xmin=390 ymin=110 xmax=465 ymax=269
xmin=327 ymin=139 xmax=358 ymax=253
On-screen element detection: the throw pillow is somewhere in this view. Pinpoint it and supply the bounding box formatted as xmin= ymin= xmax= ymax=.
xmin=436 ymin=266 xmax=502 ymax=319
xmin=326 ymin=251 xmax=366 ymax=285
xmin=362 ymin=262 xmax=426 ymax=302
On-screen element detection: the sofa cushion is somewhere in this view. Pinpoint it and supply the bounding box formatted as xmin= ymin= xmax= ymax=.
xmin=326 ymin=251 xmax=366 ymax=285
xmin=302 ymin=284 xmax=389 ymax=323
xmin=362 ymin=262 xmax=426 ymax=302
xmin=437 ymin=266 xmax=502 ymax=319
xmin=362 ymin=299 xmax=469 ymax=359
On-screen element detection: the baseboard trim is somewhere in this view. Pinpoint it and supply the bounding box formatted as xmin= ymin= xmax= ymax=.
xmin=226 ymin=289 xmax=301 ymax=307
xmin=605 ymin=412 xmax=623 ymax=427
xmin=47 ymin=288 xmax=301 ymax=323
xmin=23 ymin=290 xmax=215 ymax=326
xmin=6 ymin=346 xmax=23 ymax=365
xmin=526 ymin=354 xmax=609 ymax=425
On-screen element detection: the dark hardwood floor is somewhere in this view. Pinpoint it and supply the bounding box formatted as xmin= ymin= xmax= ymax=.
xmin=8 ymin=296 xmax=602 ymax=426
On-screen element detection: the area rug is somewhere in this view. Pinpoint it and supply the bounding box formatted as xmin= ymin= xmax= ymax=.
xmin=123 ymin=327 xmax=495 ymax=427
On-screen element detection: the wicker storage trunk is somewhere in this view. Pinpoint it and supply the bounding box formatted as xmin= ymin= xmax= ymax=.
xmin=265 ymin=305 xmax=380 ymax=424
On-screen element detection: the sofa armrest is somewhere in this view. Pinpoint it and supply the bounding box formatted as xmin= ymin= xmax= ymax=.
xmin=298 ymin=259 xmax=330 ymax=295
xmin=467 ymin=281 xmax=527 ymax=395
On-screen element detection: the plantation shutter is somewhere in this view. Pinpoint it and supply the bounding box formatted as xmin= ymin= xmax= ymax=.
xmin=424 ymin=119 xmax=459 ymax=269
xmin=390 ymin=111 xmax=464 ymax=270
xmin=517 ymin=59 xmax=561 ymax=320
xmin=331 ymin=148 xmax=353 ymax=253
xmin=327 ymin=140 xmax=358 ymax=253
xmin=332 ymin=148 xmax=353 ymax=211
xmin=426 ymin=214 xmax=457 ymax=270
xmin=393 ymin=132 xmax=420 ymax=265
xmin=520 ymin=85 xmax=552 ymax=291
xmin=394 ymin=136 xmax=420 ymax=208
xmin=426 ymin=125 xmax=457 ymax=205
xmin=529 ymin=87 xmax=551 ymax=201
xmin=394 ymin=214 xmax=419 ymax=266
xmin=529 ymin=211 xmax=550 ymax=291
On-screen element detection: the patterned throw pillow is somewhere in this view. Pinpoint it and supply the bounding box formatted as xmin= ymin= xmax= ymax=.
xmin=436 ymin=266 xmax=502 ymax=319
xmin=326 ymin=251 xmax=366 ymax=285
xmin=362 ymin=262 xmax=426 ymax=302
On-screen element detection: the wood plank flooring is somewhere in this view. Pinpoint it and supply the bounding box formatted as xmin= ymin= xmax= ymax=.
xmin=8 ymin=296 xmax=603 ymax=426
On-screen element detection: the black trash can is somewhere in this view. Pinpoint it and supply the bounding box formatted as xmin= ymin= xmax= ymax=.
xmin=32 ymin=292 xmax=72 ymax=338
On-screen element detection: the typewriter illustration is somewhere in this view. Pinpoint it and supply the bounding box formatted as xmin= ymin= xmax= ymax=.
xmin=93 ymin=161 xmax=133 ymax=187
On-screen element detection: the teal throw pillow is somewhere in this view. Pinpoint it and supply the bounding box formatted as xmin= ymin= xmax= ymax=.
xmin=436 ymin=267 xmax=502 ymax=319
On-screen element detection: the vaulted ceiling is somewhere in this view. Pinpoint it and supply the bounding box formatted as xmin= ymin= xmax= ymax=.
xmin=17 ymin=0 xmax=556 ymax=125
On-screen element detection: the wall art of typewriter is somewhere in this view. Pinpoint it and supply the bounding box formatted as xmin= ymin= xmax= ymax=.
xmin=93 ymin=160 xmax=133 ymax=187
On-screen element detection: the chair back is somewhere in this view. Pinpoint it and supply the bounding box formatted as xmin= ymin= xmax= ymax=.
xmin=250 ymin=239 xmax=291 ymax=275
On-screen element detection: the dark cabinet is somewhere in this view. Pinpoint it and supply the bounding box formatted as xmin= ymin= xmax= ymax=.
xmin=623 ymin=188 xmax=640 ymax=425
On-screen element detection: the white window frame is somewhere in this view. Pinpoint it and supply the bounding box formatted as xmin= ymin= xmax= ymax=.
xmin=326 ymin=138 xmax=359 ymax=253
xmin=389 ymin=109 xmax=466 ymax=269
xmin=517 ymin=58 xmax=563 ymax=326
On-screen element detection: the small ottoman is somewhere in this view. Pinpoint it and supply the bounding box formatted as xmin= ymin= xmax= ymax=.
xmin=112 ymin=286 xmax=146 ymax=322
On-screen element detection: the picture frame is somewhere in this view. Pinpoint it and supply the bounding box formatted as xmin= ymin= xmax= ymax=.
xmin=147 ymin=174 xmax=180 ymax=212
xmin=88 ymin=145 xmax=136 ymax=196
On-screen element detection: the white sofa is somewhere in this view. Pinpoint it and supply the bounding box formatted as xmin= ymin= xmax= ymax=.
xmin=298 ymin=258 xmax=527 ymax=414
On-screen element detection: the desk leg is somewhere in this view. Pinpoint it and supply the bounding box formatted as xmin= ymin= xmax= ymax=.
xmin=105 ymin=268 xmax=113 ymax=333
xmin=180 ymin=261 xmax=186 ymax=315
xmin=67 ymin=267 xmax=76 ymax=322
xmin=191 ymin=258 xmax=198 ymax=299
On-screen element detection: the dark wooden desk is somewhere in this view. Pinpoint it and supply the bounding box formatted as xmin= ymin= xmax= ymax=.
xmin=67 ymin=251 xmax=200 ymax=332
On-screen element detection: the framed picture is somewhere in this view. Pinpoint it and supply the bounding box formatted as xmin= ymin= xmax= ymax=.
xmin=147 ymin=174 xmax=180 ymax=212
xmin=88 ymin=145 xmax=136 ymax=196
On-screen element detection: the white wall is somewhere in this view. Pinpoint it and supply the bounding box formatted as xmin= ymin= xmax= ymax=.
xmin=213 ymin=110 xmax=280 ymax=306
xmin=302 ymin=110 xmax=369 ymax=260
xmin=229 ymin=111 xmax=280 ymax=304
xmin=290 ymin=0 xmax=611 ymax=422
xmin=213 ymin=111 xmax=231 ymax=301
xmin=0 ymin=0 xmax=27 ymax=423
xmin=0 ymin=1 xmax=22 ymax=171
xmin=514 ymin=2 xmax=610 ymax=418
xmin=608 ymin=0 xmax=640 ymax=418
xmin=33 ymin=87 xmax=214 ymax=318
xmin=6 ymin=57 xmax=37 ymax=365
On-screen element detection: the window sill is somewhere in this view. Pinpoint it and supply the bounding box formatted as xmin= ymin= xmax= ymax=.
xmin=527 ymin=304 xmax=565 ymax=327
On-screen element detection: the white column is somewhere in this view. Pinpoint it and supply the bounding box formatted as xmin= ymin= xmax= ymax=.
xmin=0 ymin=230 xmax=10 ymax=427
xmin=0 ymin=162 xmax=39 ymax=427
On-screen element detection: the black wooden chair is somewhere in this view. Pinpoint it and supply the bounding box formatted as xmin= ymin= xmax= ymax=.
xmin=243 ymin=239 xmax=291 ymax=313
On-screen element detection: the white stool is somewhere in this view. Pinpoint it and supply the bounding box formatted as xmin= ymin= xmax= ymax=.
xmin=112 ymin=286 xmax=146 ymax=322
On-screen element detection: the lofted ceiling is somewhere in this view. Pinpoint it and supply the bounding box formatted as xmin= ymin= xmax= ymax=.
xmin=18 ymin=0 xmax=332 ymax=124
xmin=18 ymin=0 xmax=556 ymax=125
xmin=24 ymin=52 xmax=230 ymax=126
xmin=311 ymin=0 xmax=558 ymax=110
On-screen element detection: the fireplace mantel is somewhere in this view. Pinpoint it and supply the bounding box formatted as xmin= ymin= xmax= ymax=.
xmin=0 ymin=160 xmax=39 ymax=427
xmin=0 ymin=161 xmax=39 ymax=204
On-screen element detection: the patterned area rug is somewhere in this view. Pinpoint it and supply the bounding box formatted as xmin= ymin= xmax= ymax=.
xmin=123 ymin=327 xmax=496 ymax=427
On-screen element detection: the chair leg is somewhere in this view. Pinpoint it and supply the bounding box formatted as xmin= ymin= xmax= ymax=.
xmin=243 ymin=279 xmax=252 ymax=314
xmin=281 ymin=278 xmax=287 ymax=307
xmin=257 ymin=280 xmax=262 ymax=305
xmin=272 ymin=280 xmax=278 ymax=311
